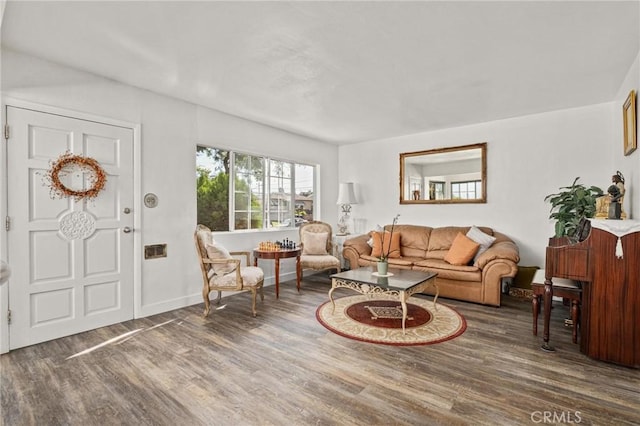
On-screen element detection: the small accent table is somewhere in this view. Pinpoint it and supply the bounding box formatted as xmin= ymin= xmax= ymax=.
xmin=329 ymin=267 xmax=438 ymax=334
xmin=253 ymin=248 xmax=301 ymax=299
xmin=333 ymin=233 xmax=360 ymax=270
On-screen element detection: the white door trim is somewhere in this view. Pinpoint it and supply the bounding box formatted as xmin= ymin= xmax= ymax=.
xmin=0 ymin=97 xmax=142 ymax=354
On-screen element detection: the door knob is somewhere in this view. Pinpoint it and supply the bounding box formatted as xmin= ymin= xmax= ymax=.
xmin=123 ymin=227 xmax=132 ymax=233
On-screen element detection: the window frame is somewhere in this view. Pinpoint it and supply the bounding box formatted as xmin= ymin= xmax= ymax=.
xmin=451 ymin=179 xmax=482 ymax=200
xmin=197 ymin=144 xmax=316 ymax=232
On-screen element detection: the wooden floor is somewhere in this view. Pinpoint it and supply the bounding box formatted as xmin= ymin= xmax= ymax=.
xmin=1 ymin=273 xmax=639 ymax=426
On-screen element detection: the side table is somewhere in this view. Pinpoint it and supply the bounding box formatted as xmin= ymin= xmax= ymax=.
xmin=253 ymin=248 xmax=301 ymax=299
xmin=333 ymin=234 xmax=359 ymax=270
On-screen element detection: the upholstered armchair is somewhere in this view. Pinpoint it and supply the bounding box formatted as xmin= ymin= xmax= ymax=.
xmin=299 ymin=221 xmax=341 ymax=280
xmin=194 ymin=225 xmax=264 ymax=317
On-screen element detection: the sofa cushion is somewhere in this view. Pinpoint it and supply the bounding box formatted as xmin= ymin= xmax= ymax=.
xmin=444 ymin=233 xmax=480 ymax=265
xmin=466 ymin=225 xmax=497 ymax=264
xmin=371 ymin=231 xmax=401 ymax=258
xmin=413 ymin=259 xmax=482 ymax=282
xmin=387 ymin=225 xmax=431 ymax=258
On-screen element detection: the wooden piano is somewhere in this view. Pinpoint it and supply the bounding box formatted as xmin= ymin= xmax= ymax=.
xmin=543 ymin=218 xmax=640 ymax=368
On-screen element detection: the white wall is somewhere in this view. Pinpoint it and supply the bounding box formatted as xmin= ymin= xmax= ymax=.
xmin=339 ymin=103 xmax=617 ymax=267
xmin=1 ymin=45 xmax=638 ymax=316
xmin=612 ymin=51 xmax=640 ymax=219
xmin=0 ymin=49 xmax=339 ymax=318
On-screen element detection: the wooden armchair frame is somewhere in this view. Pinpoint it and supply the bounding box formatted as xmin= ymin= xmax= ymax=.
xmin=195 ymin=225 xmax=264 ymax=317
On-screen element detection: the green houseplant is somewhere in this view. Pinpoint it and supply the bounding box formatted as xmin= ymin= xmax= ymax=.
xmin=544 ymin=177 xmax=603 ymax=238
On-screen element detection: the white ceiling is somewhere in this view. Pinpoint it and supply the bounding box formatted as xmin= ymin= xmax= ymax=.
xmin=1 ymin=1 xmax=639 ymax=144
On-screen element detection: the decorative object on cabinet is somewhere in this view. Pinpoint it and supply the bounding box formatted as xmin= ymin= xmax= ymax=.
xmin=623 ymin=89 xmax=636 ymax=156
xmin=595 ymin=171 xmax=627 ymax=219
xmin=336 ymin=182 xmax=358 ymax=235
xmin=544 ymin=177 xmax=603 ymax=238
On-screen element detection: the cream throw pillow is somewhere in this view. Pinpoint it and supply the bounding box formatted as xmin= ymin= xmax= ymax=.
xmin=444 ymin=233 xmax=480 ymax=266
xmin=466 ymin=226 xmax=496 ymax=263
xmin=302 ymin=232 xmax=328 ymax=255
xmin=205 ymin=243 xmax=236 ymax=276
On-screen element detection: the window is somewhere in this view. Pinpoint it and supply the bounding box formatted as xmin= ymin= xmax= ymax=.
xmin=451 ymin=180 xmax=482 ymax=200
xmin=428 ymin=181 xmax=445 ymax=200
xmin=234 ymin=153 xmax=265 ymax=230
xmin=196 ymin=146 xmax=315 ymax=231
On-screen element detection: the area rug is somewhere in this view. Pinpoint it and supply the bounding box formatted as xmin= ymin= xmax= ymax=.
xmin=316 ymin=295 xmax=466 ymax=346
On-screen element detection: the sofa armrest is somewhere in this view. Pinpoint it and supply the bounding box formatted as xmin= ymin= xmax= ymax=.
xmin=475 ymin=240 xmax=520 ymax=269
xmin=342 ymin=234 xmax=372 ymax=269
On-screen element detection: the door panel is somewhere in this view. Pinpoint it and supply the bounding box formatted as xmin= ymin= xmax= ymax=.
xmin=7 ymin=106 xmax=134 ymax=349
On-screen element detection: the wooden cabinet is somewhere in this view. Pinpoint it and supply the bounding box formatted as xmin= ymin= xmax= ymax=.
xmin=544 ymin=220 xmax=640 ymax=368
xmin=580 ymin=225 xmax=640 ymax=367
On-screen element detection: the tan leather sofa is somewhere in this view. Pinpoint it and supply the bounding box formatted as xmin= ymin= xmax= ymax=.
xmin=342 ymin=225 xmax=519 ymax=306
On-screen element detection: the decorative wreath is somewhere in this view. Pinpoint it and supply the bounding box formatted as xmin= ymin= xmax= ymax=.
xmin=46 ymin=152 xmax=107 ymax=201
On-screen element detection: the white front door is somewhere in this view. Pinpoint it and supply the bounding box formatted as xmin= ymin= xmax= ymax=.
xmin=6 ymin=106 xmax=134 ymax=350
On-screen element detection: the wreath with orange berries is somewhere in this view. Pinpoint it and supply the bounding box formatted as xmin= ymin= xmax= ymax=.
xmin=46 ymin=152 xmax=107 ymax=201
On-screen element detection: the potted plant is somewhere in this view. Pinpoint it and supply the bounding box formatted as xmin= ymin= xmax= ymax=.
xmin=377 ymin=214 xmax=400 ymax=275
xmin=544 ymin=177 xmax=603 ymax=240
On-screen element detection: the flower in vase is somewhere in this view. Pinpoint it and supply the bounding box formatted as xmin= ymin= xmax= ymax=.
xmin=378 ymin=214 xmax=400 ymax=262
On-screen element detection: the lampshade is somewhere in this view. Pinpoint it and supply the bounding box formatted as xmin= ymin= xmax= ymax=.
xmin=336 ymin=182 xmax=358 ymax=205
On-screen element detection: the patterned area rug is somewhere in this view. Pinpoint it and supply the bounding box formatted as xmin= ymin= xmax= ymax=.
xmin=316 ymin=295 xmax=466 ymax=346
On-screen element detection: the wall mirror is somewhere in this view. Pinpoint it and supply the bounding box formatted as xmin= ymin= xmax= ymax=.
xmin=400 ymin=142 xmax=487 ymax=204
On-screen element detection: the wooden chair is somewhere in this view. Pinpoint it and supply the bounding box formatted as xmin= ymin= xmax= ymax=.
xmin=194 ymin=225 xmax=264 ymax=317
xmin=299 ymin=221 xmax=341 ymax=281
xmin=531 ymin=269 xmax=582 ymax=343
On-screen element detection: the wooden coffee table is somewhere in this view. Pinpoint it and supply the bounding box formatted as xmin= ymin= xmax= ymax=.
xmin=329 ymin=267 xmax=438 ymax=334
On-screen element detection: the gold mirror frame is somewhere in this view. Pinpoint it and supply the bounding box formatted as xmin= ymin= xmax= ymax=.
xmin=399 ymin=142 xmax=487 ymax=204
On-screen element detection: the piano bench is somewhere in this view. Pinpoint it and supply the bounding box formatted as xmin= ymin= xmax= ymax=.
xmin=531 ymin=270 xmax=582 ymax=344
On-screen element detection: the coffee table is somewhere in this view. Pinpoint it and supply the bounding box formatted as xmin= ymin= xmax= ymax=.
xmin=329 ymin=267 xmax=438 ymax=334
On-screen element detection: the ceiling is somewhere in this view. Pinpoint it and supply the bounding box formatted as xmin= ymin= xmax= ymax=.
xmin=1 ymin=1 xmax=639 ymax=144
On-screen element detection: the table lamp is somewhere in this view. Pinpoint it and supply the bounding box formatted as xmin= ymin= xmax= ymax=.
xmin=336 ymin=182 xmax=358 ymax=235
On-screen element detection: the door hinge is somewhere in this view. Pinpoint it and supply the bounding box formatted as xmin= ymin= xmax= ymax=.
xmin=5 ymin=216 xmax=9 ymax=231
xmin=4 ymin=125 xmax=9 ymax=140
xmin=7 ymin=310 xmax=11 ymax=325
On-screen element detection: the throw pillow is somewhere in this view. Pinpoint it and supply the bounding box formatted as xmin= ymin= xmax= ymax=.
xmin=205 ymin=243 xmax=236 ymax=276
xmin=371 ymin=231 xmax=401 ymax=259
xmin=302 ymin=232 xmax=328 ymax=255
xmin=367 ymin=225 xmax=384 ymax=247
xmin=444 ymin=233 xmax=480 ymax=266
xmin=466 ymin=225 xmax=497 ymax=262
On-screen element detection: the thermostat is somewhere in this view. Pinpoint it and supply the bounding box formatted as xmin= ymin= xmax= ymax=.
xmin=144 ymin=193 xmax=158 ymax=208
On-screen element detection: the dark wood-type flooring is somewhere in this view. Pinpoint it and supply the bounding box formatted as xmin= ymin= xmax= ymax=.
xmin=1 ymin=274 xmax=639 ymax=425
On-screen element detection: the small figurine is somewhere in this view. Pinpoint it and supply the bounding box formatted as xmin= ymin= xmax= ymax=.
xmin=607 ymin=171 xmax=625 ymax=220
